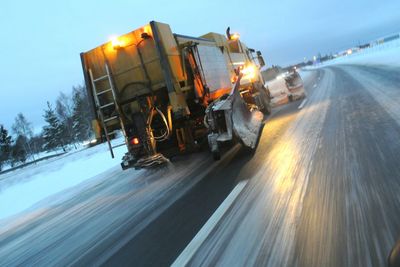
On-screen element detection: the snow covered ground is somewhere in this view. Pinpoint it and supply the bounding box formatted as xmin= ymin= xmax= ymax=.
xmin=0 ymin=138 xmax=127 ymax=222
xmin=0 ymin=144 xmax=221 ymax=266
xmin=0 ymin=141 xmax=93 ymax=173
xmin=1 ymin=150 xmax=63 ymax=172
xmin=309 ymin=39 xmax=400 ymax=68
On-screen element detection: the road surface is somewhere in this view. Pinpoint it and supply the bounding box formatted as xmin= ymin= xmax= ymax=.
xmin=1 ymin=65 xmax=400 ymax=267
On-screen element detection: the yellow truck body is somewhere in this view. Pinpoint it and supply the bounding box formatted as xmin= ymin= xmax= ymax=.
xmin=80 ymin=21 xmax=268 ymax=168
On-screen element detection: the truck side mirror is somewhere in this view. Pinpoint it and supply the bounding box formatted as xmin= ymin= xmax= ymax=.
xmin=257 ymin=51 xmax=265 ymax=67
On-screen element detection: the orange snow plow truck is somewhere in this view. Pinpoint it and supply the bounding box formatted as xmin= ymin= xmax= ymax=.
xmin=80 ymin=21 xmax=271 ymax=169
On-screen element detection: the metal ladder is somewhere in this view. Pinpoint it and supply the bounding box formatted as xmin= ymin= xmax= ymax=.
xmin=88 ymin=63 xmax=127 ymax=158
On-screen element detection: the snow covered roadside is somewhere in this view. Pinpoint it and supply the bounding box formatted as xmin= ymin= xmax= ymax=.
xmin=0 ymin=141 xmax=95 ymax=174
xmin=0 ymin=138 xmax=127 ymax=221
xmin=309 ymin=39 xmax=400 ymax=68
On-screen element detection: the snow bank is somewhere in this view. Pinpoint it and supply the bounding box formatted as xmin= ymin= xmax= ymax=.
xmin=309 ymin=39 xmax=400 ymax=68
xmin=0 ymin=138 xmax=127 ymax=220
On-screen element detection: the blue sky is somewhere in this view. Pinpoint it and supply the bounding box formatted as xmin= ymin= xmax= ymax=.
xmin=1 ymin=0 xmax=399 ymax=132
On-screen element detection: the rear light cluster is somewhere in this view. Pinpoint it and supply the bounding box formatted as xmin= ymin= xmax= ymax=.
xmin=130 ymin=137 xmax=140 ymax=146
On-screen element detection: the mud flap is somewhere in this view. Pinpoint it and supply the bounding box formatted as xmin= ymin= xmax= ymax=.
xmin=205 ymin=75 xmax=264 ymax=154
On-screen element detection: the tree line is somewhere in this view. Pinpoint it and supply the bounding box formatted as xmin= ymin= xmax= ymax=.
xmin=0 ymin=85 xmax=94 ymax=171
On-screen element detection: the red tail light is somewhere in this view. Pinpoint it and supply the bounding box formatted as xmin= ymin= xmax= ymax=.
xmin=130 ymin=137 xmax=140 ymax=145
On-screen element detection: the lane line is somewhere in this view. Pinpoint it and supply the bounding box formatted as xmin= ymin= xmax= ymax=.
xmin=73 ymin=146 xmax=243 ymax=266
xmin=171 ymin=180 xmax=249 ymax=267
xmin=298 ymin=99 xmax=308 ymax=110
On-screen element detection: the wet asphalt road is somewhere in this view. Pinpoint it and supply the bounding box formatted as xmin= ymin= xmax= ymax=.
xmin=183 ymin=65 xmax=400 ymax=267
xmin=1 ymin=65 xmax=400 ymax=267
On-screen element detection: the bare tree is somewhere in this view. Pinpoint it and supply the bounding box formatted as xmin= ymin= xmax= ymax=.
xmin=11 ymin=135 xmax=28 ymax=165
xmin=56 ymin=92 xmax=77 ymax=148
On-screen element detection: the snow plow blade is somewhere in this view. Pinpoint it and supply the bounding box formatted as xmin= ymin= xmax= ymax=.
xmin=231 ymin=82 xmax=264 ymax=149
xmin=206 ymin=77 xmax=265 ymax=156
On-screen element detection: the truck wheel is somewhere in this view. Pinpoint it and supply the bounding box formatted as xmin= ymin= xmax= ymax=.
xmin=121 ymin=162 xmax=129 ymax=170
xmin=263 ymin=101 xmax=272 ymax=115
xmin=259 ymin=88 xmax=272 ymax=115
xmin=213 ymin=150 xmax=221 ymax=160
xmin=208 ymin=133 xmax=220 ymax=160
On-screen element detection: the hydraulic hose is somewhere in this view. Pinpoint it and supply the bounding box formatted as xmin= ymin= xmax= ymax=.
xmin=147 ymin=107 xmax=171 ymax=142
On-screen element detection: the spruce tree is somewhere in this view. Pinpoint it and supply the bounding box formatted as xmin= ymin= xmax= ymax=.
xmin=43 ymin=102 xmax=66 ymax=152
xmin=0 ymin=125 xmax=12 ymax=171
xmin=72 ymin=88 xmax=93 ymax=142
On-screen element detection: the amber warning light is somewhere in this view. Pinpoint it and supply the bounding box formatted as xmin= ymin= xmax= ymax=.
xmin=110 ymin=36 xmax=123 ymax=49
xmin=130 ymin=137 xmax=140 ymax=145
xmin=231 ymin=33 xmax=240 ymax=40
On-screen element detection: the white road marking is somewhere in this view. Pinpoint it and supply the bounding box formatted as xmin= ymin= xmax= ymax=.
xmin=298 ymin=99 xmax=308 ymax=109
xmin=171 ymin=180 xmax=249 ymax=267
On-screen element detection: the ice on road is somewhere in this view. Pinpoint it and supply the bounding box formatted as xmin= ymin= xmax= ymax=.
xmin=186 ymin=68 xmax=334 ymax=266
xmin=183 ymin=65 xmax=400 ymax=267
xmin=0 ymin=145 xmax=224 ymax=266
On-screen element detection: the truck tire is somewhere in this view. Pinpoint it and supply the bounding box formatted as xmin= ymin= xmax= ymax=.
xmin=208 ymin=133 xmax=221 ymax=161
xmin=121 ymin=162 xmax=129 ymax=170
xmin=259 ymin=88 xmax=272 ymax=115
xmin=263 ymin=100 xmax=272 ymax=115
xmin=212 ymin=150 xmax=221 ymax=160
